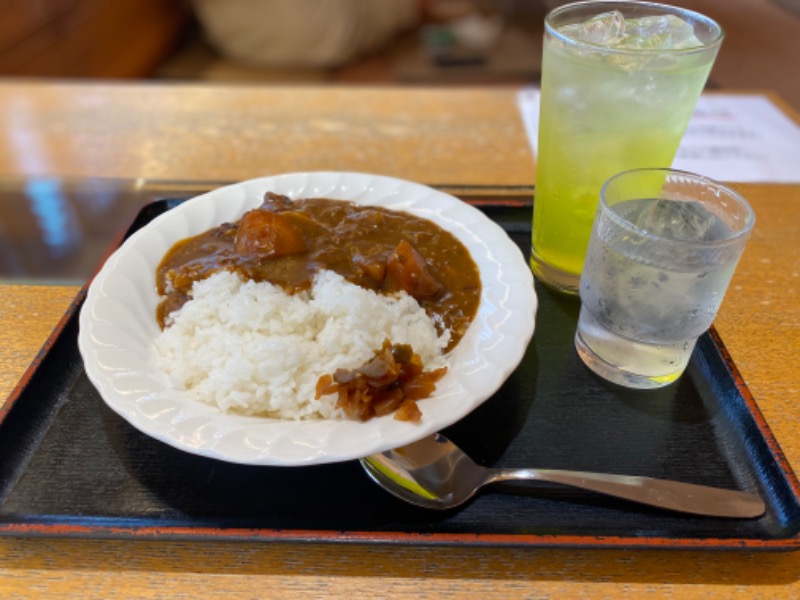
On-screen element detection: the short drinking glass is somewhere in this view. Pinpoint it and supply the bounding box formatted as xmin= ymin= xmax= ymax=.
xmin=531 ymin=1 xmax=724 ymax=294
xmin=575 ymin=168 xmax=755 ymax=389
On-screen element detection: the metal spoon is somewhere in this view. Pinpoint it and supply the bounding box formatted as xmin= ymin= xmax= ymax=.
xmin=360 ymin=433 xmax=766 ymax=518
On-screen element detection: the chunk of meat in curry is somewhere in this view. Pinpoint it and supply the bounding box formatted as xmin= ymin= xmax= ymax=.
xmin=156 ymin=192 xmax=481 ymax=351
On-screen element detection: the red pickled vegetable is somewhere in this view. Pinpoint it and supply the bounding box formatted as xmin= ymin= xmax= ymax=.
xmin=314 ymin=340 xmax=447 ymax=422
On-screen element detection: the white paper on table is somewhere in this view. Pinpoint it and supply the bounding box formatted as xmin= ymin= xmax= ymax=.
xmin=516 ymin=88 xmax=800 ymax=183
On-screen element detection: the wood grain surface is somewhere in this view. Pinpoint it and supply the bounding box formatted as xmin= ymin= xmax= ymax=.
xmin=1 ymin=83 xmax=799 ymax=598
xmin=0 ymin=81 xmax=536 ymax=185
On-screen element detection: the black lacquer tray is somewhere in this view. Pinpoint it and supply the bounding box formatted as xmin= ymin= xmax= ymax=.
xmin=2 ymin=191 xmax=799 ymax=550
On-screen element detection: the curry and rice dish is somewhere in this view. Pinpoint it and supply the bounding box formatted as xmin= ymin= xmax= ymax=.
xmin=154 ymin=192 xmax=481 ymax=422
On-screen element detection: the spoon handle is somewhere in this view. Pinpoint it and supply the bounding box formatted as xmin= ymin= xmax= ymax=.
xmin=487 ymin=468 xmax=765 ymax=518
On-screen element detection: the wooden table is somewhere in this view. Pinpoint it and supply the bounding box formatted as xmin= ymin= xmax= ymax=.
xmin=1 ymin=82 xmax=799 ymax=598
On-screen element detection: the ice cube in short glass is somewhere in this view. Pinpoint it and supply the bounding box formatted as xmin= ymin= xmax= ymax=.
xmin=635 ymin=199 xmax=723 ymax=242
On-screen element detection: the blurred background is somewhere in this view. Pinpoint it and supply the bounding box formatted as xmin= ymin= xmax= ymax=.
xmin=0 ymin=0 xmax=798 ymax=110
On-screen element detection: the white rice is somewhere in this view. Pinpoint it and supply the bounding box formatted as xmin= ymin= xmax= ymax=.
xmin=154 ymin=269 xmax=450 ymax=419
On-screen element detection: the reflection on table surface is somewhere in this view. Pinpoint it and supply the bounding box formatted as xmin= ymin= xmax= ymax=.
xmin=0 ymin=177 xmax=535 ymax=285
xmin=0 ymin=178 xmax=222 ymax=285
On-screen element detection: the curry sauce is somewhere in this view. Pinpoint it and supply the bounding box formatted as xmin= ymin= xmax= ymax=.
xmin=156 ymin=192 xmax=482 ymax=351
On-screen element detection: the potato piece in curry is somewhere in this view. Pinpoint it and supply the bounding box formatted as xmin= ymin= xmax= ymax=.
xmin=156 ymin=192 xmax=481 ymax=352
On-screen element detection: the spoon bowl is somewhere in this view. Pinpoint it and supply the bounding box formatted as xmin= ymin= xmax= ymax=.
xmin=360 ymin=433 xmax=766 ymax=518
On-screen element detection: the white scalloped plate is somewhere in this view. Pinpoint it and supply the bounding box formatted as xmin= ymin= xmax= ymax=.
xmin=78 ymin=172 xmax=536 ymax=466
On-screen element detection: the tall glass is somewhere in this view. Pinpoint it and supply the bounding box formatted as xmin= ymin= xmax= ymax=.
xmin=531 ymin=1 xmax=724 ymax=294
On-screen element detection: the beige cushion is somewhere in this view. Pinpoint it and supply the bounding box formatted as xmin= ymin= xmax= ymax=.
xmin=192 ymin=0 xmax=418 ymax=67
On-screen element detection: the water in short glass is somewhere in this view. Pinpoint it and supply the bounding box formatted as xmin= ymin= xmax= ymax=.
xmin=575 ymin=168 xmax=754 ymax=389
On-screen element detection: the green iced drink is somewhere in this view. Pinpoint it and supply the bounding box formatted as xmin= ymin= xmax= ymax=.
xmin=530 ymin=1 xmax=723 ymax=293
